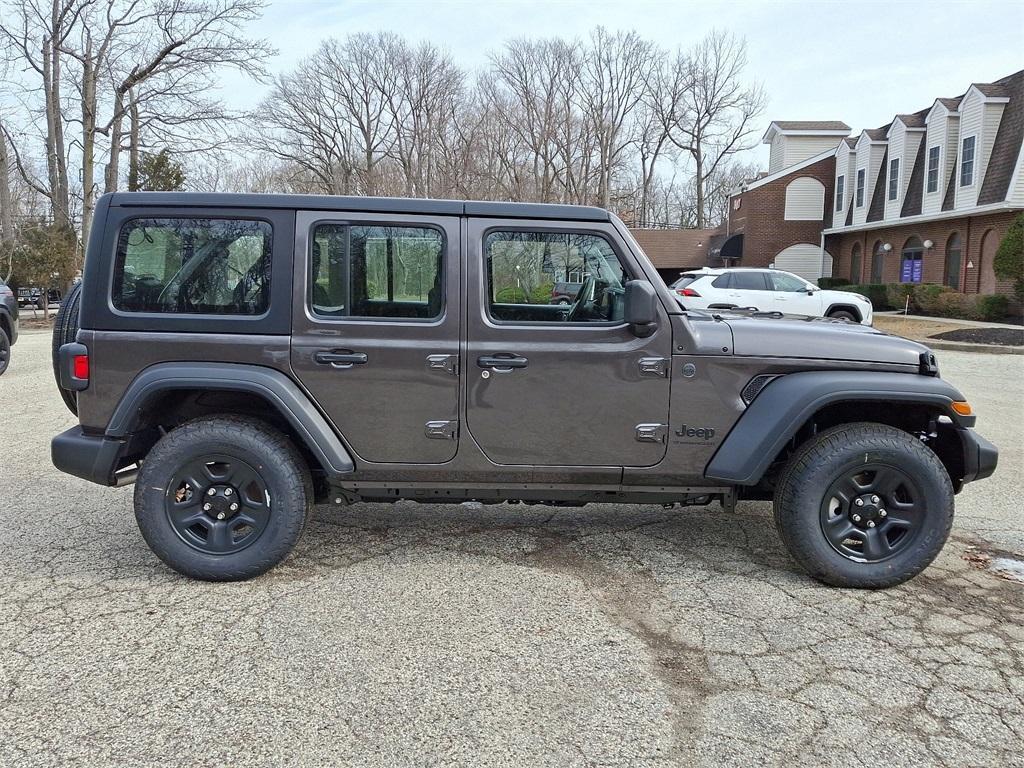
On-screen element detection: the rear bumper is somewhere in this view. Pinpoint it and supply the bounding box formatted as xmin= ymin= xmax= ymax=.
xmin=961 ymin=429 xmax=998 ymax=484
xmin=51 ymin=426 xmax=126 ymax=486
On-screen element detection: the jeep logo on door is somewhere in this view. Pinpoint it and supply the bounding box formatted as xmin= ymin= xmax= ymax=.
xmin=675 ymin=424 xmax=715 ymax=441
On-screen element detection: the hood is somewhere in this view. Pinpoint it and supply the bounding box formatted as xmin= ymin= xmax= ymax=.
xmin=721 ymin=312 xmax=928 ymax=367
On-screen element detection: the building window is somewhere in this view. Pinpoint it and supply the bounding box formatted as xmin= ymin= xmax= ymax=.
xmin=855 ymin=168 xmax=865 ymax=208
xmin=850 ymin=242 xmax=862 ymax=282
xmin=901 ymin=236 xmax=924 ymax=284
xmin=835 ymin=175 xmax=845 ymax=212
xmin=926 ymin=146 xmax=940 ymax=193
xmin=960 ymin=136 xmax=976 ymax=186
xmin=888 ymin=158 xmax=900 ymax=201
xmin=945 ymin=233 xmax=961 ymax=291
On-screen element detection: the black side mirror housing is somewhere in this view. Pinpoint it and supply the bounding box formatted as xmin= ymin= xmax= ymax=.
xmin=624 ymin=280 xmax=659 ymax=337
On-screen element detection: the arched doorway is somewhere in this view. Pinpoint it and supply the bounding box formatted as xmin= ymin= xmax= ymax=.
xmin=870 ymin=240 xmax=885 ymax=283
xmin=850 ymin=243 xmax=862 ymax=283
xmin=979 ymin=229 xmax=997 ymax=294
xmin=945 ymin=233 xmax=962 ymax=290
xmin=901 ymin=236 xmax=924 ymax=283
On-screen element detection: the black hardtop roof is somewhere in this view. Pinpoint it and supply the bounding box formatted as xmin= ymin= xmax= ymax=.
xmin=106 ymin=192 xmax=611 ymax=222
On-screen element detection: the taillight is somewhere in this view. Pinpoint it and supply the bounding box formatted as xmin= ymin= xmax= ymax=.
xmin=676 ymin=287 xmax=701 ymax=297
xmin=73 ymin=354 xmax=89 ymax=380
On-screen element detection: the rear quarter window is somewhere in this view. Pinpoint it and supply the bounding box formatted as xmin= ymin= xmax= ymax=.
xmin=112 ymin=218 xmax=271 ymax=315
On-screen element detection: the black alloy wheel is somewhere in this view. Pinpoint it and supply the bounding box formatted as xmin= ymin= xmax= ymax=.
xmin=165 ymin=453 xmax=272 ymax=555
xmin=819 ymin=463 xmax=923 ymax=563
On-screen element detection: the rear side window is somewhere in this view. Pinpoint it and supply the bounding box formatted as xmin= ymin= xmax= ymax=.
xmin=113 ymin=218 xmax=271 ymax=315
xmin=671 ymin=274 xmax=701 ymax=289
xmin=711 ymin=274 xmax=731 ymax=288
xmin=311 ymin=224 xmax=444 ymax=320
xmin=730 ymin=272 xmax=769 ymax=290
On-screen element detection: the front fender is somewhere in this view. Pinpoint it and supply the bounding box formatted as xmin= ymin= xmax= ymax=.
xmin=704 ymin=370 xmax=972 ymax=485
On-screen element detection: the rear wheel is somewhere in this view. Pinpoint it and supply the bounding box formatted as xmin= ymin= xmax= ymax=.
xmin=0 ymin=326 xmax=10 ymax=376
xmin=134 ymin=415 xmax=310 ymax=581
xmin=773 ymin=422 xmax=953 ymax=588
xmin=51 ymin=281 xmax=83 ymax=414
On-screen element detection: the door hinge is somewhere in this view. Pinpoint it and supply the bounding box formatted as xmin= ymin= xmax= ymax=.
xmin=426 ymin=354 xmax=458 ymax=375
xmin=638 ymin=357 xmax=669 ymax=377
xmin=425 ymin=420 xmax=458 ymax=440
xmin=635 ymin=423 xmax=668 ymax=443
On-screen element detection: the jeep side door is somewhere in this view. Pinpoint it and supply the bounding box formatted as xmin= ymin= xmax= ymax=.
xmin=290 ymin=211 xmax=461 ymax=464
xmin=463 ymin=218 xmax=672 ymax=467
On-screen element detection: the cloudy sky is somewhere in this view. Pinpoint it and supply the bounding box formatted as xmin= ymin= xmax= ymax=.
xmin=227 ymin=0 xmax=1024 ymax=167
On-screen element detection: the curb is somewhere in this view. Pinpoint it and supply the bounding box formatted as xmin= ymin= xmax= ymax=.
xmin=922 ymin=339 xmax=1024 ymax=355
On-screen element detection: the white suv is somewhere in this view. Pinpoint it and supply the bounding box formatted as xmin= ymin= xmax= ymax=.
xmin=669 ymin=268 xmax=873 ymax=325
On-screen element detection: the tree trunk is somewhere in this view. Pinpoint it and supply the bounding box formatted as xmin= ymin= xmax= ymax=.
xmin=128 ymin=99 xmax=140 ymax=191
xmin=81 ymin=43 xmax=96 ymax=248
xmin=46 ymin=0 xmax=71 ymax=233
xmin=0 ymin=122 xmax=14 ymax=282
xmin=694 ymin=148 xmax=705 ymax=229
xmin=105 ymin=90 xmax=125 ymax=194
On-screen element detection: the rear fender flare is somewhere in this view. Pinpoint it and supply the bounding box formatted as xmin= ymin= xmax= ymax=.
xmin=108 ymin=362 xmax=355 ymax=478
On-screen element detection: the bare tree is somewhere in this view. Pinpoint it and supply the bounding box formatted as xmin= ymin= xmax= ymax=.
xmin=663 ymin=30 xmax=765 ymax=227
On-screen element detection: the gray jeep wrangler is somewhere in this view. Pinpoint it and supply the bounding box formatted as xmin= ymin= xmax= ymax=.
xmin=51 ymin=193 xmax=997 ymax=586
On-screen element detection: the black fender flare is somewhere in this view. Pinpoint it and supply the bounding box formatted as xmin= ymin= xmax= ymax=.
xmin=825 ymin=303 xmax=863 ymax=322
xmin=107 ymin=362 xmax=355 ymax=477
xmin=704 ymin=370 xmax=972 ymax=485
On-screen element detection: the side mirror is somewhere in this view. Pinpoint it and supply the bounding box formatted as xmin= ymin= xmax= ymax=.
xmin=806 ymin=288 xmax=816 ymax=295
xmin=624 ymin=280 xmax=659 ymax=337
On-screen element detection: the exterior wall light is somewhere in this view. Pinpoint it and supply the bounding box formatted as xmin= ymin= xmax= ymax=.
xmin=923 ymin=240 xmax=934 ymax=249
xmin=882 ymin=243 xmax=893 ymax=252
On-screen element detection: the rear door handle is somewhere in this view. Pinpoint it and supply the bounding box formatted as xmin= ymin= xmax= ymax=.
xmin=477 ymin=354 xmax=528 ymax=370
xmin=315 ymin=350 xmax=368 ymax=367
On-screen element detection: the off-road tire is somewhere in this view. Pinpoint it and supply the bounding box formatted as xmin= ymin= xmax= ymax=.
xmin=773 ymin=422 xmax=954 ymax=588
xmin=0 ymin=326 xmax=10 ymax=376
xmin=827 ymin=309 xmax=858 ymax=322
xmin=134 ymin=415 xmax=310 ymax=581
xmin=51 ymin=281 xmax=83 ymax=414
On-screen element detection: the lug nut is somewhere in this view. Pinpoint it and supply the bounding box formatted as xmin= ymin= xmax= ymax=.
xmin=229 ymin=503 xmax=239 ymax=511
xmin=203 ymin=503 xmax=212 ymax=511
xmin=224 ymin=488 xmax=233 ymax=497
xmin=853 ymin=514 xmax=862 ymax=522
xmin=207 ymin=488 xmax=216 ymax=496
xmin=871 ymin=495 xmax=879 ymax=504
xmin=879 ymin=509 xmax=887 ymax=517
xmin=855 ymin=499 xmax=864 ymax=507
xmin=867 ymin=520 xmax=876 ymax=528
xmin=217 ymin=512 xmax=226 ymax=520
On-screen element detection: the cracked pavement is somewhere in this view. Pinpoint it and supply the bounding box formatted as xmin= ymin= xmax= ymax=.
xmin=1 ymin=329 xmax=1022 ymax=767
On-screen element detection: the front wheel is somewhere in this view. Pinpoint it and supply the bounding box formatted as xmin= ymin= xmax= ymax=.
xmin=773 ymin=422 xmax=954 ymax=588
xmin=828 ymin=310 xmax=858 ymax=322
xmin=134 ymin=415 xmax=310 ymax=581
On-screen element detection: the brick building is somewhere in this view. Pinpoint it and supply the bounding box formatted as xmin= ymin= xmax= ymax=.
xmin=629 ymin=226 xmax=723 ymax=284
xmin=721 ymin=70 xmax=1023 ymax=295
xmin=825 ymin=70 xmax=1024 ymax=296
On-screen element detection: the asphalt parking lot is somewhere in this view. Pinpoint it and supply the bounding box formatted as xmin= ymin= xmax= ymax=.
xmin=1 ymin=329 xmax=1022 ymax=767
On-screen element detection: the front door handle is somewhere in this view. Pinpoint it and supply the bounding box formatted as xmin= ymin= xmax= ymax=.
xmin=477 ymin=354 xmax=528 ymax=370
xmin=315 ymin=350 xmax=368 ymax=368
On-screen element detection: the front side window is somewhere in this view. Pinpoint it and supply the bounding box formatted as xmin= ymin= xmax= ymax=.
xmin=926 ymin=146 xmax=940 ymax=193
xmin=769 ymin=272 xmax=807 ymax=292
xmin=484 ymin=230 xmax=627 ymax=323
xmin=888 ymin=158 xmax=900 ymax=201
xmin=835 ymin=175 xmax=845 ymax=212
xmin=114 ymin=218 xmax=271 ymax=315
xmin=855 ymin=169 xmax=866 ymax=207
xmin=960 ymin=136 xmax=975 ymax=186
xmin=311 ymin=224 xmax=444 ymax=320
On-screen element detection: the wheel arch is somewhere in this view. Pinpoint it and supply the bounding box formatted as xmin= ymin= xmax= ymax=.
xmin=108 ymin=362 xmax=355 ymax=480
xmin=825 ymin=303 xmax=863 ymax=322
xmin=705 ymin=370 xmax=974 ymax=488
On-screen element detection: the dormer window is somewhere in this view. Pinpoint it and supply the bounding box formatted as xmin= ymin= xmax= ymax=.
xmin=855 ymin=168 xmax=865 ymax=207
xmin=888 ymin=158 xmax=900 ymax=201
xmin=926 ymin=146 xmax=940 ymax=193
xmin=835 ymin=175 xmax=845 ymax=211
xmin=960 ymin=136 xmax=976 ymax=186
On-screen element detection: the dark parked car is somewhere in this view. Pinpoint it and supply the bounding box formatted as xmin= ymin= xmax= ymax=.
xmin=51 ymin=192 xmax=997 ymax=586
xmin=0 ymin=277 xmax=19 ymax=375
xmin=550 ymin=280 xmax=583 ymax=304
